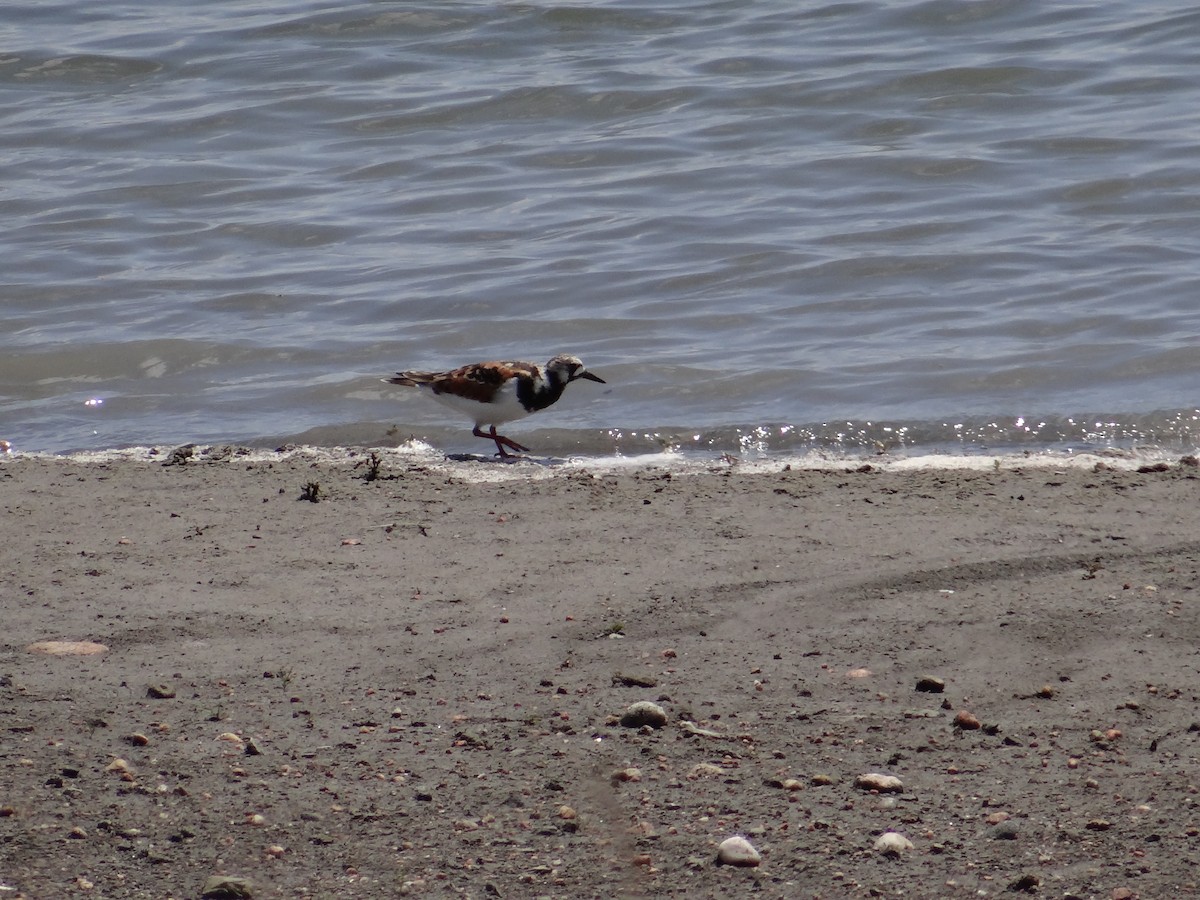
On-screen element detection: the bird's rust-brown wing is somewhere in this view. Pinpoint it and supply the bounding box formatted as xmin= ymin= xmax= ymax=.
xmin=387 ymin=360 xmax=539 ymax=404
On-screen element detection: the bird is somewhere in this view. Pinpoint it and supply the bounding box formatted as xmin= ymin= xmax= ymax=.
xmin=384 ymin=354 xmax=605 ymax=458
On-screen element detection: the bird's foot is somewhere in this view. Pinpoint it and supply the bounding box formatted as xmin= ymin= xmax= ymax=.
xmin=475 ymin=425 xmax=531 ymax=458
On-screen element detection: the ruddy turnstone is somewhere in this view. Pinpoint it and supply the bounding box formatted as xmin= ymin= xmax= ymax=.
xmin=384 ymin=354 xmax=605 ymax=457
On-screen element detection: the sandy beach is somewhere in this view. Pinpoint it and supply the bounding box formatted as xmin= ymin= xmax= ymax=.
xmin=2 ymin=447 xmax=1199 ymax=899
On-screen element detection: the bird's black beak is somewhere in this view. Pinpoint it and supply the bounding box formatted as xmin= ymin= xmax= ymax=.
xmin=577 ymin=371 xmax=605 ymax=384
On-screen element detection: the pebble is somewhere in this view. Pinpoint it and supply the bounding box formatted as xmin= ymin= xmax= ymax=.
xmin=873 ymin=832 xmax=914 ymax=855
xmin=915 ymin=676 xmax=945 ymax=693
xmin=26 ymin=641 xmax=108 ymax=656
xmin=988 ymin=821 xmax=1020 ymax=840
xmin=201 ymin=875 xmax=254 ymax=898
xmin=612 ymin=671 xmax=658 ymax=688
xmin=1009 ymin=874 xmax=1040 ymax=893
xmin=903 ymin=708 xmax=941 ymax=719
xmin=105 ymin=758 xmax=132 ymax=775
xmin=619 ymin=701 xmax=668 ymax=729
xmin=716 ymin=835 xmax=761 ymax=867
xmin=146 ymin=683 xmax=176 ymax=700
xmin=855 ymin=773 xmax=903 ymax=793
xmin=953 ymin=710 xmax=981 ymax=730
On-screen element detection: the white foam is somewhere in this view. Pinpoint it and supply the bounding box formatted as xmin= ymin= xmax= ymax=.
xmin=3 ymin=440 xmax=1183 ymax=481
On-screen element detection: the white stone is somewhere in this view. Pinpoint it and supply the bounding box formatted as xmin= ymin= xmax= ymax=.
xmin=855 ymin=772 xmax=903 ymax=793
xmin=874 ymin=832 xmax=914 ymax=855
xmin=619 ymin=701 xmax=668 ymax=729
xmin=716 ymin=835 xmax=761 ymax=867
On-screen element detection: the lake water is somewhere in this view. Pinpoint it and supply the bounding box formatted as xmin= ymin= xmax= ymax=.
xmin=3 ymin=1 xmax=1199 ymax=460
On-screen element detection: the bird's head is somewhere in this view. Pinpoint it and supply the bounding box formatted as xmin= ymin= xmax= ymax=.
xmin=546 ymin=354 xmax=605 ymax=384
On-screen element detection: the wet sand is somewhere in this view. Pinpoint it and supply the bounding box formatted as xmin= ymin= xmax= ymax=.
xmin=2 ymin=448 xmax=1199 ymax=899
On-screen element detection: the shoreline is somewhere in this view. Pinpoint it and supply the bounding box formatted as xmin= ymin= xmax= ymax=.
xmin=2 ymin=453 xmax=1199 ymax=898
xmin=4 ymin=437 xmax=1198 ymax=478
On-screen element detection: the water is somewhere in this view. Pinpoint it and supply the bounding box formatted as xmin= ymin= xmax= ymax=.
xmin=3 ymin=1 xmax=1199 ymax=459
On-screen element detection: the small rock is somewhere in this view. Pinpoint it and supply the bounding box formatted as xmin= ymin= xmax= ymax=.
xmin=163 ymin=444 xmax=196 ymax=467
xmin=873 ymin=832 xmax=913 ymax=856
xmin=619 ymin=701 xmax=667 ymax=729
xmin=124 ymin=733 xmax=150 ymax=747
xmin=201 ymin=875 xmax=253 ymax=899
xmin=1009 ymin=873 xmax=1040 ymax=893
xmin=855 ymin=773 xmax=903 ymax=793
xmin=146 ymin=683 xmax=176 ymax=699
xmin=988 ymin=821 xmax=1020 ymax=840
xmin=953 ymin=710 xmax=981 ymax=730
xmin=612 ymin=672 xmax=658 ymax=688
xmin=27 ymin=641 xmax=108 ymax=656
xmin=915 ymin=676 xmax=945 ymax=693
xmin=715 ymin=835 xmax=761 ymax=867
xmin=557 ymin=805 xmax=577 ymax=820
xmin=1085 ymin=818 xmax=1112 ymax=831
xmin=611 ymin=767 xmax=642 ymax=784
xmin=903 ymin=708 xmax=941 ymax=719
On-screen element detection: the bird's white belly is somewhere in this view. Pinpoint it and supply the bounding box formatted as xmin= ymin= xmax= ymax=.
xmin=425 ymin=379 xmax=529 ymax=426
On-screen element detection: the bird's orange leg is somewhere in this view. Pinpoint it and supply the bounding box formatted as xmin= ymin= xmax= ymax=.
xmin=473 ymin=425 xmax=530 ymax=457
